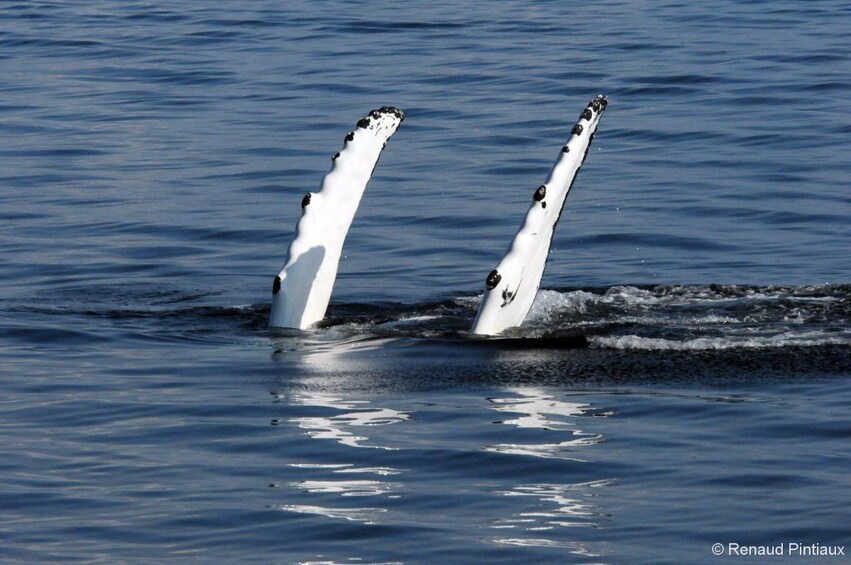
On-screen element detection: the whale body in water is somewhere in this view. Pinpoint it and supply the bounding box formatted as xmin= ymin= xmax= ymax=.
xmin=270 ymin=96 xmax=607 ymax=335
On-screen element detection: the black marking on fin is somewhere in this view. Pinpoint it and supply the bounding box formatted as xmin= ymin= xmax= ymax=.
xmin=272 ymin=276 xmax=281 ymax=295
xmin=331 ymin=152 xmax=340 ymax=161
xmin=533 ymin=185 xmax=546 ymax=201
xmin=375 ymin=106 xmax=405 ymax=121
xmin=501 ymin=287 xmax=515 ymax=307
xmin=582 ymin=108 xmax=593 ymax=120
xmin=301 ymin=193 xmax=311 ymax=208
xmin=562 ymin=145 xmax=570 ymax=153
xmin=345 ymin=131 xmax=355 ymax=142
xmin=356 ymin=118 xmax=370 ymax=129
xmin=572 ymin=124 xmax=584 ymax=136
xmin=486 ymin=269 xmax=501 ymax=290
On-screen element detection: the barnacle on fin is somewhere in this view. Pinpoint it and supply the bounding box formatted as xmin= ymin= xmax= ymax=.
xmin=486 ymin=269 xmax=502 ymax=290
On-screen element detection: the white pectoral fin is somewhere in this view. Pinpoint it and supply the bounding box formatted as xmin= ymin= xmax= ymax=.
xmin=471 ymin=95 xmax=608 ymax=336
xmin=270 ymin=107 xmax=404 ymax=329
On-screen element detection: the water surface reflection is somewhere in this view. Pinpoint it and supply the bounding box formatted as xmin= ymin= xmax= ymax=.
xmin=486 ymin=388 xmax=604 ymax=459
xmin=270 ymin=392 xmax=409 ymax=526
xmin=279 ymin=391 xmax=410 ymax=450
xmin=269 ymin=384 xmax=612 ymax=561
xmin=486 ymin=388 xmax=611 ymax=556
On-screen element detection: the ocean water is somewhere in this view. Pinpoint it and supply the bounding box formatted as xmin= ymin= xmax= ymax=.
xmin=1 ymin=1 xmax=849 ymax=563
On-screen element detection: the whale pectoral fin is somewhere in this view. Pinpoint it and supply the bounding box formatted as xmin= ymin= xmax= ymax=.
xmin=270 ymin=107 xmax=404 ymax=330
xmin=471 ymin=95 xmax=608 ymax=336
xmin=270 ymin=245 xmax=327 ymax=328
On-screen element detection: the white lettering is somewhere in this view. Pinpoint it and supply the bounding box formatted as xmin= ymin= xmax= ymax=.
xmin=728 ymin=544 xmax=784 ymax=556
xmin=788 ymin=543 xmax=846 ymax=557
xmin=722 ymin=542 xmax=845 ymax=558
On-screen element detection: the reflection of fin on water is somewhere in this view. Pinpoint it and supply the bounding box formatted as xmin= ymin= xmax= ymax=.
xmin=472 ymin=95 xmax=608 ymax=336
xmin=270 ymin=107 xmax=405 ymax=329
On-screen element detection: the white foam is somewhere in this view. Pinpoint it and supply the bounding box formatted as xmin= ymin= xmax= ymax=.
xmin=592 ymin=332 xmax=850 ymax=351
xmin=375 ymin=315 xmax=439 ymax=329
xmin=525 ymin=289 xmax=595 ymax=324
xmin=599 ymin=285 xmax=660 ymax=306
xmin=524 ymin=286 xmax=666 ymax=323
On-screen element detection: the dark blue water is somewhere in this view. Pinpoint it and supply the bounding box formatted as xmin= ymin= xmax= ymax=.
xmin=1 ymin=1 xmax=849 ymax=563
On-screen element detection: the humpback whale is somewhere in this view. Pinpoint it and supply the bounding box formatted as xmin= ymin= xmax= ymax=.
xmin=269 ymin=106 xmax=404 ymax=329
xmin=471 ymin=95 xmax=608 ymax=335
xmin=270 ymin=96 xmax=607 ymax=335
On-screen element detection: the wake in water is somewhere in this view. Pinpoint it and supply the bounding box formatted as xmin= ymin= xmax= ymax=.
xmin=9 ymin=282 xmax=847 ymax=384
xmin=523 ymin=284 xmax=850 ymax=350
xmin=264 ymin=284 xmax=849 ymax=386
xmin=299 ymin=284 xmax=850 ymax=351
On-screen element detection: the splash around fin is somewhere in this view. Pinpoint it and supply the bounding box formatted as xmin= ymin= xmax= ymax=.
xmin=269 ymin=107 xmax=404 ymax=330
xmin=471 ymin=95 xmax=608 ymax=336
